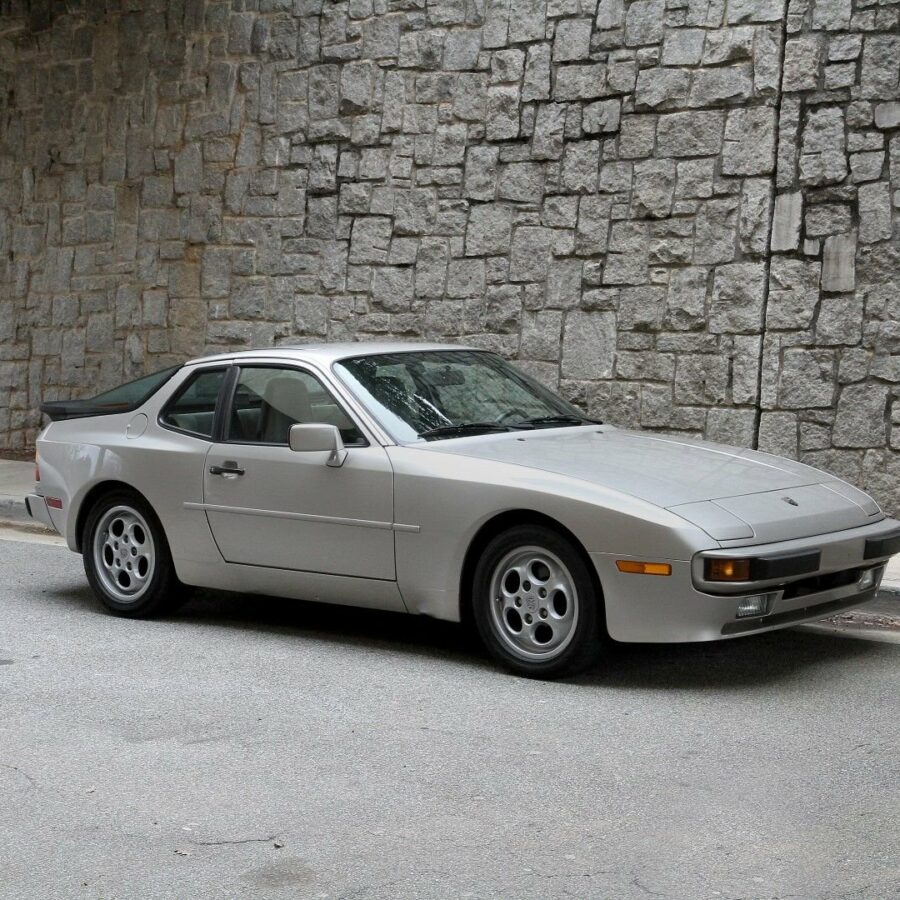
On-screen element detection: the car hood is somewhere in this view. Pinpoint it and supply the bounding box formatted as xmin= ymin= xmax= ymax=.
xmin=418 ymin=426 xmax=881 ymax=543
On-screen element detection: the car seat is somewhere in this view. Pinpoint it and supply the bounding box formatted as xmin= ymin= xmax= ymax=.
xmin=259 ymin=376 xmax=314 ymax=444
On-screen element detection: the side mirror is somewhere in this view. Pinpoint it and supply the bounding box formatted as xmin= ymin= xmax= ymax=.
xmin=288 ymin=423 xmax=348 ymax=468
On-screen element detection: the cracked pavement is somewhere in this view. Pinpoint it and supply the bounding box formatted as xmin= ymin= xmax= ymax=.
xmin=1 ymin=536 xmax=898 ymax=899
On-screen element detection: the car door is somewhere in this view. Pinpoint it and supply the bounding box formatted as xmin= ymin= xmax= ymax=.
xmin=202 ymin=363 xmax=396 ymax=580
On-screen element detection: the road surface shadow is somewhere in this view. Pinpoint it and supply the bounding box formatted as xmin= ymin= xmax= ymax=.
xmin=39 ymin=581 xmax=892 ymax=690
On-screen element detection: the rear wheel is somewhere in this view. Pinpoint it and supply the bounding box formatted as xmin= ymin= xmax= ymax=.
xmin=83 ymin=491 xmax=187 ymax=618
xmin=472 ymin=525 xmax=602 ymax=678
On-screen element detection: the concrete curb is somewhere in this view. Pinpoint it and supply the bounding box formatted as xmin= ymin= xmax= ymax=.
xmin=0 ymin=496 xmax=28 ymax=524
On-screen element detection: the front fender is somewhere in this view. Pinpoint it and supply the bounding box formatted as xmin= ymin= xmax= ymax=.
xmin=388 ymin=446 xmax=715 ymax=621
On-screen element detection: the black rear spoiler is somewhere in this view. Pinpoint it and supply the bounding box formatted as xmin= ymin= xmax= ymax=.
xmin=40 ymin=400 xmax=136 ymax=422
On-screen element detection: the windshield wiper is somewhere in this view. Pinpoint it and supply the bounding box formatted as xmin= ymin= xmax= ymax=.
xmin=512 ymin=414 xmax=601 ymax=429
xmin=418 ymin=422 xmax=512 ymax=440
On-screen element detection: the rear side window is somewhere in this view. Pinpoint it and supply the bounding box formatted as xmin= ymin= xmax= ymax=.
xmin=160 ymin=369 xmax=228 ymax=438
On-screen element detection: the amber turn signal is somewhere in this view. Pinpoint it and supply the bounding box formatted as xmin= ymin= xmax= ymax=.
xmin=616 ymin=560 xmax=672 ymax=576
xmin=705 ymin=558 xmax=751 ymax=581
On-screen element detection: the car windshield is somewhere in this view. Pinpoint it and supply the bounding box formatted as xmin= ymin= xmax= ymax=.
xmin=334 ymin=350 xmax=592 ymax=442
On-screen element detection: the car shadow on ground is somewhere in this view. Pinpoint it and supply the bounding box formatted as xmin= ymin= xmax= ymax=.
xmin=40 ymin=581 xmax=890 ymax=691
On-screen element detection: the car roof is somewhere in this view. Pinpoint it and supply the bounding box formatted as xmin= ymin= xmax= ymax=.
xmin=184 ymin=341 xmax=478 ymax=367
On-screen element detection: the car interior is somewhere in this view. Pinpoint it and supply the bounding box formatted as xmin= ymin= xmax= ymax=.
xmin=162 ymin=368 xmax=364 ymax=446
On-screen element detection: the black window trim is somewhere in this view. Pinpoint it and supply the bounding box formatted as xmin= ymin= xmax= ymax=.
xmin=219 ymin=362 xmax=371 ymax=449
xmin=157 ymin=364 xmax=234 ymax=441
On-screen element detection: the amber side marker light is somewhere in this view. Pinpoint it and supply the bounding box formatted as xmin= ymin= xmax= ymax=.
xmin=616 ymin=560 xmax=672 ymax=576
xmin=705 ymin=558 xmax=751 ymax=582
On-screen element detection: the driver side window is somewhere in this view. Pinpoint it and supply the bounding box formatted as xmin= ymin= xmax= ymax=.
xmin=227 ymin=367 xmax=365 ymax=447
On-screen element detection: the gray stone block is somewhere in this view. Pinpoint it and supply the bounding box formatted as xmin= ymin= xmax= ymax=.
xmin=874 ymin=102 xmax=900 ymax=130
xmin=710 ymin=262 xmax=767 ymax=334
xmin=726 ymin=0 xmax=784 ymax=23
xmin=522 ymin=43 xmax=552 ymax=101
xmin=350 ymin=217 xmax=392 ymax=264
xmin=858 ymin=181 xmax=893 ymax=244
xmin=509 ymin=0 xmax=549 ymax=43
xmin=703 ymin=26 xmax=754 ymax=65
xmin=372 ymin=267 xmax=414 ymax=311
xmin=553 ymin=19 xmax=593 ymax=61
xmin=595 ymin=0 xmax=624 ymax=29
xmin=658 ymin=110 xmax=725 ymax=157
xmin=561 ymin=141 xmax=600 ymax=193
xmin=555 ymin=64 xmax=608 ymax=101
xmin=766 ymin=258 xmax=820 ymax=330
xmin=625 ymin=0 xmax=665 ymax=45
xmin=799 ymin=107 xmax=847 ymax=186
xmin=174 ymin=144 xmax=202 ymax=195
xmin=779 ymin=349 xmax=836 ymax=409
xmin=739 ymin=178 xmax=773 ymax=255
xmin=688 ymin=65 xmax=753 ymax=106
xmin=486 ymin=85 xmax=521 ymax=139
xmin=782 ymin=36 xmax=821 ymax=92
xmin=562 ymin=310 xmax=616 ymax=378
xmin=817 ymin=295 xmax=863 ymax=346
xmin=444 ymin=30 xmax=483 ymax=70
xmin=806 ymin=204 xmax=852 ymax=238
xmin=532 ymin=103 xmax=567 ymax=159
xmin=582 ymin=99 xmax=621 ymax=134
xmin=662 ymin=29 xmax=706 ymax=66
xmin=631 ymin=159 xmax=677 ymax=219
xmin=770 ymin=192 xmax=802 ymax=252
xmin=758 ymin=411 xmax=799 ymax=458
xmin=722 ymin=107 xmax=776 ymax=176
xmin=833 ymin=384 xmax=888 ymax=448
xmin=635 ymin=68 xmax=692 ymax=109
xmin=498 ymin=163 xmax=545 ymax=202
xmin=811 ymin=0 xmax=851 ymax=30
xmin=510 ymin=227 xmax=553 ymax=282
xmin=466 ymin=204 xmax=513 ymax=256
xmin=464 ymin=146 xmax=500 ymax=200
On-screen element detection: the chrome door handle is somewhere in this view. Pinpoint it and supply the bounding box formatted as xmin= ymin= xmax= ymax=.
xmin=209 ymin=462 xmax=245 ymax=477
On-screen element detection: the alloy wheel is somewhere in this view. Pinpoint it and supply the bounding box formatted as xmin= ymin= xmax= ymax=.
xmin=487 ymin=545 xmax=580 ymax=662
xmin=92 ymin=505 xmax=156 ymax=603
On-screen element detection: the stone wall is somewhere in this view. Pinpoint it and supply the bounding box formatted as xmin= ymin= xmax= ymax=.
xmin=0 ymin=0 xmax=898 ymax=510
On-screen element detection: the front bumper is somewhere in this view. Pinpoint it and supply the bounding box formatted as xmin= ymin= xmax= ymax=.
xmin=593 ymin=517 xmax=899 ymax=643
xmin=25 ymin=493 xmax=56 ymax=530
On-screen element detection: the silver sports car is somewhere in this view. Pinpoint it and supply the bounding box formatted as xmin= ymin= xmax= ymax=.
xmin=27 ymin=342 xmax=900 ymax=678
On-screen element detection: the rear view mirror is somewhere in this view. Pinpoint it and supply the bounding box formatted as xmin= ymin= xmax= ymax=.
xmin=429 ymin=366 xmax=466 ymax=386
xmin=289 ymin=423 xmax=347 ymax=468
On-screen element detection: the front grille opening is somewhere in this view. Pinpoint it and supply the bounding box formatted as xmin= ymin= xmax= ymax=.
xmin=781 ymin=568 xmax=860 ymax=600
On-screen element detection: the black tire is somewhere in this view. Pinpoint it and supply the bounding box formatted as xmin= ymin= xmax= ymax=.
xmin=472 ymin=524 xmax=602 ymax=679
xmin=82 ymin=490 xmax=188 ymax=618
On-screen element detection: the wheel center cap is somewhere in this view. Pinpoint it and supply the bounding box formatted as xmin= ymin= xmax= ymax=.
xmin=525 ymin=595 xmax=537 ymax=611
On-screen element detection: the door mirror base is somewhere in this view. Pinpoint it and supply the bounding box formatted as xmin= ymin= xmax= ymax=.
xmin=289 ymin=423 xmax=348 ymax=467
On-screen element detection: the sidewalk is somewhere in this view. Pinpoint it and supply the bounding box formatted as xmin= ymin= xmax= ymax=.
xmin=0 ymin=459 xmax=34 ymax=523
xmin=0 ymin=455 xmax=898 ymax=600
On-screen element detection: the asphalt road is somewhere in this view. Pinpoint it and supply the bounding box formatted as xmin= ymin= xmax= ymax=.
xmin=1 ymin=535 xmax=898 ymax=900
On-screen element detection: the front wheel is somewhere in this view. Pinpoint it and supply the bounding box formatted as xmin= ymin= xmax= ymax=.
xmin=82 ymin=491 xmax=187 ymax=618
xmin=472 ymin=525 xmax=602 ymax=678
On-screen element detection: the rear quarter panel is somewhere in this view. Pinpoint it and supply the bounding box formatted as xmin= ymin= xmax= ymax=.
xmin=36 ymin=372 xmax=223 ymax=574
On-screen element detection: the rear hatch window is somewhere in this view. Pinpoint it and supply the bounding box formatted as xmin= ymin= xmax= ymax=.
xmin=41 ymin=365 xmax=181 ymax=421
